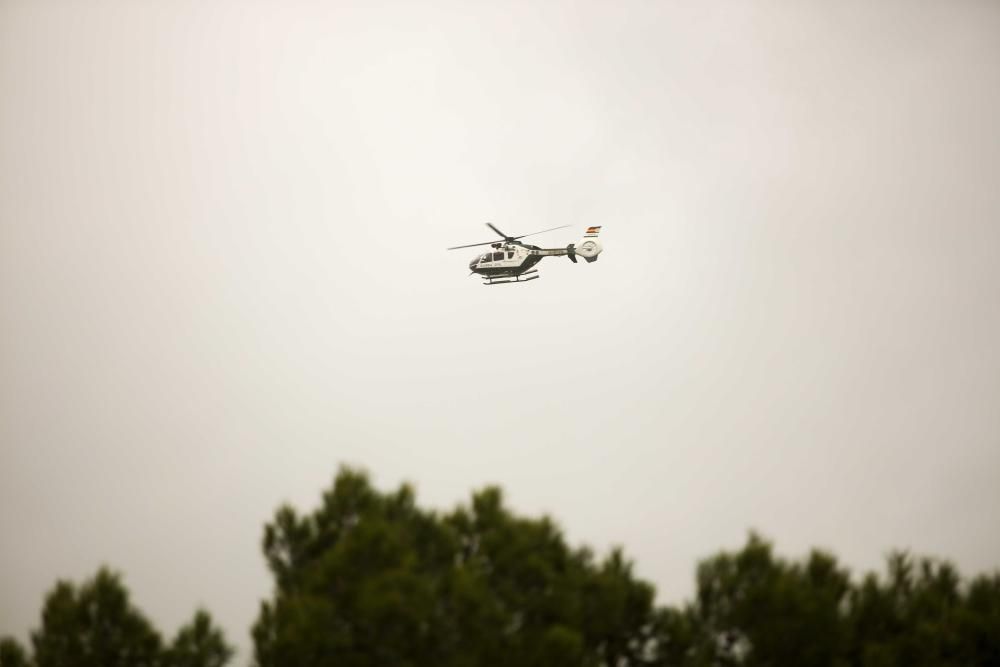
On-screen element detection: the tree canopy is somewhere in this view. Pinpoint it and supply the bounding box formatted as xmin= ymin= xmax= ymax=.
xmin=251 ymin=468 xmax=1000 ymax=666
xmin=3 ymin=466 xmax=999 ymax=666
xmin=252 ymin=469 xmax=657 ymax=667
xmin=1 ymin=569 xmax=232 ymax=667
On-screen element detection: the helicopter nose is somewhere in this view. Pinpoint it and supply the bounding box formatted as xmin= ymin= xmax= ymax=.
xmin=469 ymin=259 xmax=478 ymax=270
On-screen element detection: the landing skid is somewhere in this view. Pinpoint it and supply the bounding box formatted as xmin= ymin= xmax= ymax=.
xmin=483 ymin=269 xmax=539 ymax=286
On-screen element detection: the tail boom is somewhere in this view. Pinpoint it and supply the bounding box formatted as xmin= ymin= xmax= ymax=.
xmin=526 ymin=226 xmax=603 ymax=263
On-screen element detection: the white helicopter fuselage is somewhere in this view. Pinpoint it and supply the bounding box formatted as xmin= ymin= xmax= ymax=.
xmin=451 ymin=224 xmax=603 ymax=285
xmin=469 ymin=244 xmax=541 ymax=277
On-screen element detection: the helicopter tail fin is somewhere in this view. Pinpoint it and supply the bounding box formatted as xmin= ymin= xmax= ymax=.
xmin=573 ymin=226 xmax=603 ymax=263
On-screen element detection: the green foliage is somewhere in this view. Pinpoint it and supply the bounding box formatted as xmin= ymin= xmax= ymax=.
xmin=680 ymin=535 xmax=1000 ymax=667
xmin=845 ymin=552 xmax=988 ymax=667
xmin=252 ymin=467 xmax=659 ymax=667
xmin=163 ymin=610 xmax=233 ymax=667
xmin=687 ymin=533 xmax=851 ymax=666
xmin=12 ymin=569 xmax=232 ymax=667
xmin=0 ymin=637 xmax=31 ymax=667
xmin=250 ymin=469 xmax=1000 ymax=666
xmin=959 ymin=573 xmax=1000 ymax=665
xmin=6 ymin=467 xmax=1000 ymax=667
xmin=30 ymin=568 xmax=162 ymax=667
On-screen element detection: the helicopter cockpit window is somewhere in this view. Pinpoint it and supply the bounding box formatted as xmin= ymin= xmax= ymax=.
xmin=480 ymin=254 xmax=490 ymax=264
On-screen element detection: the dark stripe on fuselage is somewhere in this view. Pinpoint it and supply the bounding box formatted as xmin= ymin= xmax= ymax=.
xmin=472 ymin=254 xmax=543 ymax=277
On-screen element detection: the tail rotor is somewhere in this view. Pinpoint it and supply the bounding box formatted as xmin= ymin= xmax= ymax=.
xmin=570 ymin=226 xmax=602 ymax=263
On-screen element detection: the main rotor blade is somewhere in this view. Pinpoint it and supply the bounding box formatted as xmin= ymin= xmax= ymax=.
xmin=486 ymin=222 xmax=509 ymax=239
xmin=447 ymin=240 xmax=497 ymax=250
xmin=512 ymin=224 xmax=572 ymax=240
xmin=449 ymin=223 xmax=571 ymax=250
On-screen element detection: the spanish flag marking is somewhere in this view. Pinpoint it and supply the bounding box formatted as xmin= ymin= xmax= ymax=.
xmin=585 ymin=226 xmax=602 ymax=234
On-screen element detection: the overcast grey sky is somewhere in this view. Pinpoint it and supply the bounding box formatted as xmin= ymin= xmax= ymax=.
xmin=2 ymin=0 xmax=999 ymax=661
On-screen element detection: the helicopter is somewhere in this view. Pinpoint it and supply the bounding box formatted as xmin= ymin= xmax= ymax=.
xmin=448 ymin=223 xmax=603 ymax=285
